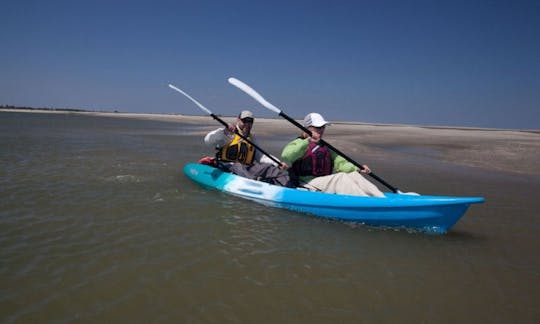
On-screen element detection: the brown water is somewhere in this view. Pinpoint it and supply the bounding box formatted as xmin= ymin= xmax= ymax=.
xmin=1 ymin=112 xmax=539 ymax=323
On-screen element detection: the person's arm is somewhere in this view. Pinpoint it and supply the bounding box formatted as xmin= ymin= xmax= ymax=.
xmin=332 ymin=152 xmax=372 ymax=174
xmin=251 ymin=136 xmax=279 ymax=166
xmin=204 ymin=127 xmax=233 ymax=147
xmin=332 ymin=152 xmax=358 ymax=173
xmin=281 ymin=138 xmax=309 ymax=166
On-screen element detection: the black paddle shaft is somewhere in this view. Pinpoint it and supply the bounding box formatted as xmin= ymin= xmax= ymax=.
xmin=278 ymin=112 xmax=399 ymax=193
xmin=210 ymin=113 xmax=282 ymax=166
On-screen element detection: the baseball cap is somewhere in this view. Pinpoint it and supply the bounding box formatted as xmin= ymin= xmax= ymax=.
xmin=303 ymin=113 xmax=329 ymax=127
xmin=239 ymin=110 xmax=254 ymax=119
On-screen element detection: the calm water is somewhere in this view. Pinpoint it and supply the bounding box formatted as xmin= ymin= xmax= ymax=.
xmin=1 ymin=112 xmax=539 ymax=323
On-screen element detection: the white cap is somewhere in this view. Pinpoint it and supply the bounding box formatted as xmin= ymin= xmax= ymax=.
xmin=239 ymin=110 xmax=254 ymax=119
xmin=303 ymin=113 xmax=329 ymax=127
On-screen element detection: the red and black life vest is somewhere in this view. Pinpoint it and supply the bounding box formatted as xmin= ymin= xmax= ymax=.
xmin=292 ymin=142 xmax=333 ymax=176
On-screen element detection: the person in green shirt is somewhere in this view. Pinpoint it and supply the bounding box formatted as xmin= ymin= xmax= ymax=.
xmin=281 ymin=113 xmax=385 ymax=197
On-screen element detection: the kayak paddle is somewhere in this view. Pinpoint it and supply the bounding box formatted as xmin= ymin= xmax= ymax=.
xmin=168 ymin=84 xmax=283 ymax=166
xmin=227 ymin=77 xmax=407 ymax=194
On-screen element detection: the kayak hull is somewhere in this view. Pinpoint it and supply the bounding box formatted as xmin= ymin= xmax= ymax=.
xmin=183 ymin=163 xmax=484 ymax=234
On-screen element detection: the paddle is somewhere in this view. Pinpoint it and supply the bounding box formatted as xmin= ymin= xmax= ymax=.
xmin=168 ymin=84 xmax=283 ymax=166
xmin=227 ymin=77 xmax=404 ymax=194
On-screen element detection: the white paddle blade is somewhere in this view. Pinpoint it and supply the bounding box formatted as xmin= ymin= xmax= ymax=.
xmin=168 ymin=84 xmax=212 ymax=115
xmin=227 ymin=77 xmax=282 ymax=114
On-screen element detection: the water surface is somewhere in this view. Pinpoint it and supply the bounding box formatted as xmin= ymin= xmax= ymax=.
xmin=1 ymin=112 xmax=539 ymax=323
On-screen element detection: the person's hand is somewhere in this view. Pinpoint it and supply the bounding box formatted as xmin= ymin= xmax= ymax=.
xmin=224 ymin=123 xmax=235 ymax=135
xmin=359 ymin=165 xmax=372 ymax=174
xmin=279 ymin=162 xmax=289 ymax=170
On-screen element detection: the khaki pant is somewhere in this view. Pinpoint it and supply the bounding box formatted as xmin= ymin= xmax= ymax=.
xmin=304 ymin=172 xmax=385 ymax=197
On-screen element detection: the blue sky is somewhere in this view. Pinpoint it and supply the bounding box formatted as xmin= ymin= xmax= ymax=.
xmin=1 ymin=0 xmax=539 ymax=129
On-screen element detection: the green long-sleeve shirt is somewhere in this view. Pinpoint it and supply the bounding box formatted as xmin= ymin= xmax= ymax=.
xmin=281 ymin=138 xmax=358 ymax=182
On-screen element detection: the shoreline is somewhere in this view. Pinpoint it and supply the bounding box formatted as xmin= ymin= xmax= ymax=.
xmin=2 ymin=108 xmax=539 ymax=176
xmin=2 ymin=107 xmax=538 ymax=133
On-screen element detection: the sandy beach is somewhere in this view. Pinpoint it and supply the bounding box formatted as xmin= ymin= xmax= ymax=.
xmin=3 ymin=108 xmax=539 ymax=176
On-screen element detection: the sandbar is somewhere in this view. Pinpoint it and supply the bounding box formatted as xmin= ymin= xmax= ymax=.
xmin=3 ymin=109 xmax=539 ymax=176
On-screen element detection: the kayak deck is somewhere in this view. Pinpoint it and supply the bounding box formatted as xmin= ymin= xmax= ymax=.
xmin=183 ymin=163 xmax=484 ymax=234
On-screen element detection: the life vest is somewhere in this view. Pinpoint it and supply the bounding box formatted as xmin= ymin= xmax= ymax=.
xmin=218 ymin=131 xmax=256 ymax=164
xmin=292 ymin=142 xmax=333 ymax=176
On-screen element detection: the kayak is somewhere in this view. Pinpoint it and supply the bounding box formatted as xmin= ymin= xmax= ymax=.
xmin=183 ymin=163 xmax=484 ymax=234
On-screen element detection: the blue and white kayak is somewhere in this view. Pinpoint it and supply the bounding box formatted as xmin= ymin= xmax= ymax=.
xmin=183 ymin=163 xmax=484 ymax=234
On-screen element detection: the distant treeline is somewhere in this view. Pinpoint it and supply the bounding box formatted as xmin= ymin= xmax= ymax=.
xmin=0 ymin=105 xmax=117 ymax=113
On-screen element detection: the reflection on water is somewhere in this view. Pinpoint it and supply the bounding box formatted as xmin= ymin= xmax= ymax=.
xmin=1 ymin=112 xmax=539 ymax=323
